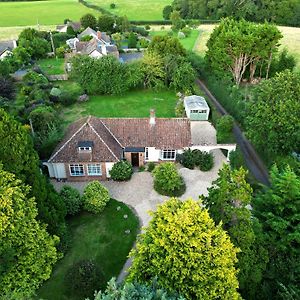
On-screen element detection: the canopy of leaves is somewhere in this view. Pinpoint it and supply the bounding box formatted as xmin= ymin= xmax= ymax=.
xmin=80 ymin=13 xmax=97 ymax=29
xmin=0 ymin=167 xmax=58 ymax=297
xmin=110 ymin=160 xmax=133 ymax=181
xmin=128 ymin=198 xmax=240 ymax=300
xmin=246 ymin=70 xmax=300 ymax=158
xmin=60 ymin=185 xmax=82 ymax=215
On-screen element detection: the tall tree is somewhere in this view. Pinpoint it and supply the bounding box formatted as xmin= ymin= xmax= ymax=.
xmin=80 ymin=13 xmax=97 ymax=29
xmin=128 ymin=198 xmax=241 ymax=300
xmin=253 ymin=165 xmax=300 ymax=299
xmin=246 ymin=70 xmax=300 ymax=159
xmin=0 ymin=167 xmax=58 ymax=297
xmin=203 ymin=165 xmax=268 ymax=299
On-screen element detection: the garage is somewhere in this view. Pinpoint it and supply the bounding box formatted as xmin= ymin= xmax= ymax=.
xmin=184 ymin=95 xmax=210 ymax=121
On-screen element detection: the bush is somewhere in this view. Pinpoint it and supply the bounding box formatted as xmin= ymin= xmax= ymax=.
xmin=65 ymin=259 xmax=104 ymax=299
xmin=66 ymin=25 xmax=75 ymax=36
xmin=110 ymin=3 xmax=116 ymax=9
xmin=145 ymin=25 xmax=151 ymax=30
xmin=60 ymin=185 xmax=82 ymax=215
xmin=83 ymin=181 xmax=110 ymax=213
xmin=216 ymin=115 xmax=234 ymax=143
xmin=56 ymin=46 xmax=65 ymax=58
xmin=153 ymin=162 xmax=186 ymax=196
xmin=147 ymin=162 xmax=155 ymax=172
xmin=181 ymin=26 xmax=191 ymax=37
xmin=81 ymin=35 xmax=93 ymax=41
xmin=178 ymin=149 xmax=214 ymax=171
xmin=198 ymin=151 xmax=214 ymax=171
xmin=110 ymin=160 xmax=133 ymax=181
xmin=128 ymin=32 xmax=138 ymax=48
xmin=179 ymin=148 xmax=195 ymax=169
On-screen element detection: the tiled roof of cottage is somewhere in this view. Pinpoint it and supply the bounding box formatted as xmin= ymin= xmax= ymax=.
xmin=0 ymin=40 xmax=16 ymax=56
xmin=49 ymin=116 xmax=191 ymax=163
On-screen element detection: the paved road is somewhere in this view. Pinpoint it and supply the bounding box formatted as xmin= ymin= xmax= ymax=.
xmin=196 ymin=79 xmax=270 ymax=186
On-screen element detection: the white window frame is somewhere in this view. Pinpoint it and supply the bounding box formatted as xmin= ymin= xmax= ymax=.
xmin=87 ymin=164 xmax=102 ymax=176
xmin=69 ymin=164 xmax=84 ymax=176
xmin=160 ymin=149 xmax=176 ymax=160
xmin=145 ymin=147 xmax=149 ymax=161
xmin=79 ymin=146 xmax=92 ymax=151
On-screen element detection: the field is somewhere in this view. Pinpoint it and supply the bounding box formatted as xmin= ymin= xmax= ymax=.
xmin=37 ymin=199 xmax=139 ymax=300
xmin=0 ymin=0 xmax=94 ymax=27
xmin=85 ymin=0 xmax=171 ymax=21
xmin=194 ymin=24 xmax=300 ymax=69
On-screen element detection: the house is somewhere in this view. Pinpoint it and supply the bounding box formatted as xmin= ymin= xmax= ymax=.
xmin=0 ymin=40 xmax=17 ymax=60
xmin=66 ymin=37 xmax=79 ymax=50
xmin=184 ymin=95 xmax=210 ymax=121
xmin=44 ymin=111 xmax=191 ymax=181
xmin=77 ymin=27 xmax=111 ymax=45
xmin=56 ymin=21 xmax=81 ymax=33
xmin=75 ymin=38 xmax=119 ymax=59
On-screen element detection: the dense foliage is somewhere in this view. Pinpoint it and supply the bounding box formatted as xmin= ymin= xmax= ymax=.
xmin=0 ymin=167 xmax=58 ymax=298
xmin=177 ymin=149 xmax=214 ymax=171
xmin=60 ymin=185 xmax=82 ymax=215
xmin=110 ymin=160 xmax=133 ymax=181
xmin=93 ymin=278 xmax=184 ymax=299
xmin=83 ymin=181 xmax=110 ymax=213
xmin=152 ymin=162 xmax=185 ymax=196
xmin=128 ymin=198 xmax=240 ymax=300
xmin=216 ymin=115 xmax=234 ymax=143
xmin=204 ymin=165 xmax=269 ymax=299
xmin=253 ymin=166 xmax=300 ymax=299
xmin=80 ymin=13 xmax=97 ymax=29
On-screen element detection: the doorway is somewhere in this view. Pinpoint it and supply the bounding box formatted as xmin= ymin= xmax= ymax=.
xmin=131 ymin=153 xmax=139 ymax=167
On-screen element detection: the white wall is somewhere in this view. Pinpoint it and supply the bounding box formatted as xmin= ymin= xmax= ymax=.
xmin=146 ymin=147 xmax=161 ymax=162
xmin=105 ymin=162 xmax=115 ymax=178
xmin=90 ymin=50 xmax=102 ymax=58
xmin=43 ymin=162 xmax=66 ymax=178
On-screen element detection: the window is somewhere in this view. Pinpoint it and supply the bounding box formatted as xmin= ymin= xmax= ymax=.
xmin=161 ymin=150 xmax=176 ymax=160
xmin=69 ymin=164 xmax=84 ymax=176
xmin=145 ymin=147 xmax=149 ymax=160
xmin=87 ymin=164 xmax=102 ymax=176
xmin=199 ymin=109 xmax=207 ymax=113
xmin=79 ymin=147 xmax=92 ymax=151
xmin=191 ymin=110 xmax=199 ymax=113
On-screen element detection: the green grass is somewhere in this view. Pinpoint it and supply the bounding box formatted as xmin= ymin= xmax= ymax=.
xmin=37 ymin=58 xmax=65 ymax=75
xmin=86 ymin=0 xmax=171 ymax=21
xmin=0 ymin=0 xmax=95 ymax=27
xmin=58 ymin=84 xmax=177 ymax=125
xmin=149 ymin=29 xmax=200 ymax=51
xmin=37 ymin=199 xmax=139 ymax=300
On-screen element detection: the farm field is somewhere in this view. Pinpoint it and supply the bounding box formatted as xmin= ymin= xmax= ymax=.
xmin=194 ymin=24 xmax=300 ymax=69
xmin=0 ymin=0 xmax=94 ymax=27
xmin=85 ymin=0 xmax=171 ymax=21
xmin=37 ymin=199 xmax=139 ymax=300
xmin=58 ymin=83 xmax=177 ymax=125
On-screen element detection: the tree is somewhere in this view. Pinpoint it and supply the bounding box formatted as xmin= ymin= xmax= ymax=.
xmin=253 ymin=165 xmax=300 ymax=299
xmin=0 ymin=109 xmax=66 ymax=236
xmin=0 ymin=76 xmax=15 ymax=100
xmin=216 ymin=115 xmax=234 ymax=143
xmin=60 ymin=185 xmax=82 ymax=215
xmin=246 ymin=70 xmax=300 ymax=158
xmin=97 ymin=14 xmax=116 ymax=33
xmin=163 ymin=5 xmax=173 ymax=20
xmin=148 ymin=35 xmax=186 ymax=57
xmin=111 ymin=32 xmax=122 ymax=49
xmin=128 ymin=198 xmax=241 ymax=300
xmin=66 ymin=25 xmax=75 ymax=35
xmin=80 ymin=13 xmax=97 ymax=29
xmin=203 ymin=165 xmax=268 ymax=299
xmin=0 ymin=167 xmax=58 ymax=297
xmin=83 ymin=181 xmax=110 ymax=213
xmin=93 ymin=278 xmax=184 ymax=299
xmin=170 ymin=10 xmax=185 ymax=31
xmin=128 ymin=32 xmax=137 ymax=48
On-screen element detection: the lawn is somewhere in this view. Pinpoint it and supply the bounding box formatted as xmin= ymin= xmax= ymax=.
xmin=0 ymin=0 xmax=95 ymax=27
xmin=58 ymin=83 xmax=177 ymax=125
xmin=86 ymin=0 xmax=171 ymax=21
xmin=149 ymin=28 xmax=200 ymax=51
xmin=37 ymin=199 xmax=139 ymax=300
xmin=37 ymin=58 xmax=65 ymax=75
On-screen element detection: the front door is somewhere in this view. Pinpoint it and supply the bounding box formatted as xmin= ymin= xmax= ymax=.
xmin=131 ymin=153 xmax=139 ymax=167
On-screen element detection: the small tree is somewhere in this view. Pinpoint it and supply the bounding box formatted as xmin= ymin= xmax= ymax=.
xmin=60 ymin=185 xmax=82 ymax=215
xmin=128 ymin=32 xmax=138 ymax=48
xmin=216 ymin=115 xmax=234 ymax=143
xmin=128 ymin=198 xmax=241 ymax=300
xmin=80 ymin=13 xmax=97 ymax=29
xmin=170 ymin=10 xmax=185 ymax=31
xmin=110 ymin=160 xmax=133 ymax=181
xmin=153 ymin=162 xmax=185 ymax=196
xmin=163 ymin=5 xmax=173 ymax=20
xmin=110 ymin=3 xmax=116 ymax=9
xmin=83 ymin=181 xmax=110 ymax=213
xmin=66 ymin=25 xmax=75 ymax=35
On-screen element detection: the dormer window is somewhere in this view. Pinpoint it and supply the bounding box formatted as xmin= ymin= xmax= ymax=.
xmin=78 ymin=141 xmax=93 ymax=152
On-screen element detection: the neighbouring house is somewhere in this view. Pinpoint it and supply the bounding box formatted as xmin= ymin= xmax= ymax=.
xmin=184 ymin=95 xmax=210 ymax=121
xmin=77 ymin=27 xmax=111 ymax=45
xmin=44 ymin=111 xmax=192 ymax=181
xmin=74 ymin=38 xmax=119 ymax=59
xmin=66 ymin=37 xmax=79 ymax=50
xmin=56 ymin=21 xmax=81 ymax=33
xmin=0 ymin=40 xmax=17 ymax=60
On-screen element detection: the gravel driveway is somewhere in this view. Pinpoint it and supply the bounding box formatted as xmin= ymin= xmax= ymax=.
xmin=52 ymin=149 xmax=226 ymax=227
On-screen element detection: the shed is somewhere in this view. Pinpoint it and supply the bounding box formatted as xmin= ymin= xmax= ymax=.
xmin=184 ymin=95 xmax=210 ymax=121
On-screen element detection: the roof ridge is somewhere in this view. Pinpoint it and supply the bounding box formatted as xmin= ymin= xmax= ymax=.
xmin=98 ymin=119 xmax=123 ymax=147
xmin=88 ymin=122 xmax=119 ymax=161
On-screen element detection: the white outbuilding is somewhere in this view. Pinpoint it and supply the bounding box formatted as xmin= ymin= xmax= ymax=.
xmin=184 ymin=95 xmax=210 ymax=121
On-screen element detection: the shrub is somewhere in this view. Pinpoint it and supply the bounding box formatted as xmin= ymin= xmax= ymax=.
xmin=147 ymin=162 xmax=155 ymax=172
xmin=110 ymin=3 xmax=116 ymax=9
xmin=56 ymin=46 xmax=65 ymax=58
xmin=66 ymin=25 xmax=75 ymax=35
xmin=60 ymin=185 xmax=82 ymax=215
xmin=216 ymin=115 xmax=234 ymax=143
xmin=199 ymin=152 xmax=214 ymax=171
xmin=83 ymin=181 xmax=110 ymax=213
xmin=179 ymin=149 xmax=214 ymax=171
xmin=65 ymin=259 xmax=104 ymax=299
xmin=153 ymin=162 xmax=186 ymax=196
xmin=175 ymin=98 xmax=185 ymax=117
xmin=81 ymin=35 xmax=93 ymax=42
xmin=145 ymin=25 xmax=151 ymax=30
xmin=179 ymin=148 xmax=195 ymax=169
xmin=181 ymin=26 xmax=191 ymax=37
xmin=110 ymin=160 xmax=133 ymax=181
xmin=128 ymin=32 xmax=138 ymax=48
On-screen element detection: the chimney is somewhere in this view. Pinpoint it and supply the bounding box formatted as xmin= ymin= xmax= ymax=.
xmin=149 ymin=109 xmax=155 ymax=125
xmin=97 ymin=31 xmax=102 ymax=40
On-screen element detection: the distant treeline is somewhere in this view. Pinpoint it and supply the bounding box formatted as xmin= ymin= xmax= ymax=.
xmin=166 ymin=0 xmax=300 ymax=27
